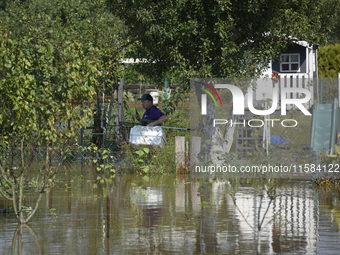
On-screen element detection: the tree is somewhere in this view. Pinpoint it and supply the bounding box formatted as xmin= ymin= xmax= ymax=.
xmin=111 ymin=0 xmax=340 ymax=163
xmin=112 ymin=0 xmax=340 ymax=82
xmin=318 ymin=43 xmax=340 ymax=78
xmin=6 ymin=0 xmax=134 ymax=148
xmin=0 ymin=1 xmax=109 ymax=223
xmin=317 ymin=43 xmax=340 ymax=103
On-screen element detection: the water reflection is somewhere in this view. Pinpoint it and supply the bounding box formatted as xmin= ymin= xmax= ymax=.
xmin=1 ymin=167 xmax=340 ymax=254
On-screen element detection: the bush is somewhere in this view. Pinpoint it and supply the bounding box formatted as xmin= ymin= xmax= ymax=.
xmin=318 ymin=43 xmax=340 ymax=78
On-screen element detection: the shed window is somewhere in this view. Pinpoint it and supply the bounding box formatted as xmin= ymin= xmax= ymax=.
xmin=280 ymin=54 xmax=300 ymax=72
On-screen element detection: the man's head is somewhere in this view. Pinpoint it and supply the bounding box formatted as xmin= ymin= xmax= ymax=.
xmin=138 ymin=94 xmax=153 ymax=110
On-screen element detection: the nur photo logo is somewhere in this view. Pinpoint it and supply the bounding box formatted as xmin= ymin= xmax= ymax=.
xmin=195 ymin=80 xmax=312 ymax=128
xmin=196 ymin=82 xmax=223 ymax=115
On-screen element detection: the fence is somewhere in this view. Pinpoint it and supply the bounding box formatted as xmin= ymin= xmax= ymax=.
xmin=248 ymin=75 xmax=314 ymax=111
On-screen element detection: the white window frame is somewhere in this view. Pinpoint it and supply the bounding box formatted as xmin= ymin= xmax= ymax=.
xmin=280 ymin=53 xmax=300 ymax=72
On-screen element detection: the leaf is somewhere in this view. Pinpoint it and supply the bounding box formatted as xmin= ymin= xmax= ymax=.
xmin=93 ymin=159 xmax=98 ymax=163
xmin=335 ymin=144 xmax=340 ymax=155
xmin=135 ymin=150 xmax=144 ymax=157
xmin=143 ymin=148 xmax=150 ymax=154
xmin=141 ymin=166 xmax=149 ymax=173
xmin=47 ymin=44 xmax=53 ymax=54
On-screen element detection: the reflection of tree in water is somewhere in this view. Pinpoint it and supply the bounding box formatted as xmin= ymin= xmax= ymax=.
xmin=108 ymin=175 xmax=321 ymax=254
xmin=143 ymin=206 xmax=163 ymax=229
xmin=143 ymin=205 xmax=164 ymax=253
xmin=271 ymin=220 xmax=308 ymax=254
xmin=11 ymin=224 xmax=43 ymax=255
xmin=230 ymin=186 xmax=277 ymax=254
xmin=271 ymin=194 xmax=310 ymax=254
xmin=129 ymin=183 xmax=164 ymax=252
xmin=229 ymin=183 xmax=320 ymax=254
xmin=195 ymin=182 xmax=218 ymax=254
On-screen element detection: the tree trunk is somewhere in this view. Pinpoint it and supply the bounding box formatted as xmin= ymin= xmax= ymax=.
xmin=224 ymin=111 xmax=237 ymax=153
xmin=196 ymin=87 xmax=235 ymax=165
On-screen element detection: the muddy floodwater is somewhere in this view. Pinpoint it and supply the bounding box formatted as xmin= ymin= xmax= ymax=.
xmin=1 ymin=164 xmax=340 ymax=254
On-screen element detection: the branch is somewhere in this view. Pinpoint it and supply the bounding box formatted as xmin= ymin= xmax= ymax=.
xmin=24 ymin=224 xmax=43 ymax=254
xmin=262 ymin=208 xmax=282 ymax=229
xmin=23 ymin=192 xmax=43 ymax=223
xmin=11 ymin=185 xmax=18 ymax=220
xmin=20 ymin=136 xmax=25 ymax=173
xmin=258 ymin=186 xmax=276 ymax=231
xmin=0 ymin=162 xmax=13 ymax=188
xmin=0 ymin=176 xmax=13 ymax=197
xmin=11 ymin=224 xmax=20 ymax=254
xmin=257 ymin=194 xmax=263 ymax=231
xmin=44 ymin=138 xmax=70 ymax=191
xmin=0 ymin=186 xmax=13 ymax=200
xmin=18 ymin=174 xmax=23 ymax=220
xmin=229 ymin=194 xmax=255 ymax=232
xmin=41 ymin=136 xmax=70 ymax=192
xmin=259 ymin=196 xmax=274 ymax=230
xmin=42 ymin=144 xmax=50 ymax=191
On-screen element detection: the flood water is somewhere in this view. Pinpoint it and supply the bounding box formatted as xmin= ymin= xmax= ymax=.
xmin=1 ymin=164 xmax=340 ymax=254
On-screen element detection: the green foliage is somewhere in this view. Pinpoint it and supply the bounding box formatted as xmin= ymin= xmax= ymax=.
xmin=0 ymin=19 xmax=100 ymax=222
xmin=119 ymin=141 xmax=178 ymax=175
xmin=159 ymin=87 xmax=189 ymax=116
xmin=0 ymin=36 xmax=97 ymax=144
xmin=0 ymin=0 xmax=128 ymax=223
xmin=318 ymin=43 xmax=340 ymax=78
xmin=134 ymin=147 xmax=150 ymax=173
xmin=327 ymin=24 xmax=340 ymax=45
xmin=82 ymin=145 xmax=116 ymax=178
xmin=5 ymin=0 xmax=128 ymax=68
xmin=112 ymin=0 xmax=340 ymax=85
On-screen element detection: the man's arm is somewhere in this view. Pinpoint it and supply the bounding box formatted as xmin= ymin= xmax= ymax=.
xmin=147 ymin=115 xmax=168 ymax=126
xmin=135 ymin=112 xmax=143 ymax=124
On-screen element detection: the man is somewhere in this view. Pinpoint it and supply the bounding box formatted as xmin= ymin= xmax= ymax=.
xmin=135 ymin=94 xmax=168 ymax=126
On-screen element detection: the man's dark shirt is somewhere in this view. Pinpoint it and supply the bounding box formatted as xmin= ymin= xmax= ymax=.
xmin=142 ymin=105 xmax=165 ymax=120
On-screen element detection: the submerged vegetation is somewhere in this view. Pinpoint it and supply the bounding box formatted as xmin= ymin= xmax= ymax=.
xmin=1 ymin=0 xmax=340 ymax=229
xmin=0 ymin=0 xmax=124 ymax=223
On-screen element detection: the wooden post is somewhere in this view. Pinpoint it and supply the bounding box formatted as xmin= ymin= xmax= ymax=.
xmin=338 ymin=73 xmax=340 ymax=144
xmin=106 ymin=195 xmax=110 ymax=238
xmin=116 ymin=77 xmax=126 ymax=139
xmin=118 ymin=77 xmax=125 ymax=124
xmin=338 ymin=73 xmax=340 ymax=108
xmin=68 ymin=119 xmax=71 ymax=146
xmin=191 ymin=137 xmax=201 ymax=166
xmin=175 ymin=136 xmax=185 ymax=170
